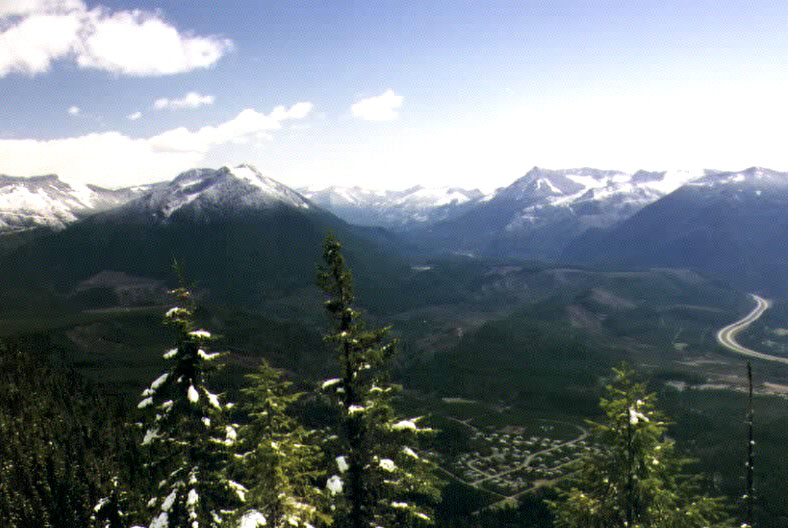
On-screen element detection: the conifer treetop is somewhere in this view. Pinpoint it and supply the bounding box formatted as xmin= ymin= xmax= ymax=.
xmin=317 ymin=234 xmax=441 ymax=528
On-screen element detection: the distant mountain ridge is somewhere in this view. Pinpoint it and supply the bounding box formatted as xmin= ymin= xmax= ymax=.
xmin=300 ymin=184 xmax=485 ymax=231
xmin=407 ymin=166 xmax=703 ymax=259
xmin=0 ymin=173 xmax=143 ymax=232
xmin=562 ymin=166 xmax=788 ymax=296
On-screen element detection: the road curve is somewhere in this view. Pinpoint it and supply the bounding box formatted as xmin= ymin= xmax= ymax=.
xmin=716 ymin=294 xmax=788 ymax=365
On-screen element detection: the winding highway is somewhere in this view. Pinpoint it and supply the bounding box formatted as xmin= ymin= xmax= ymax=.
xmin=716 ymin=294 xmax=788 ymax=365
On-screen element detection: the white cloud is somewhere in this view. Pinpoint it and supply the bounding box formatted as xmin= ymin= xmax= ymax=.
xmin=154 ymin=92 xmax=215 ymax=110
xmin=0 ymin=11 xmax=82 ymax=75
xmin=270 ymin=102 xmax=314 ymax=120
xmin=0 ymin=0 xmax=82 ymax=17
xmin=0 ymin=0 xmax=233 ymax=77
xmin=67 ymin=105 xmax=79 ymax=115
xmin=127 ymin=111 xmax=142 ymax=121
xmin=0 ymin=102 xmax=313 ymax=187
xmin=148 ymin=103 xmax=313 ymax=153
xmin=351 ymin=89 xmax=403 ymax=121
xmin=76 ymin=8 xmax=233 ymax=76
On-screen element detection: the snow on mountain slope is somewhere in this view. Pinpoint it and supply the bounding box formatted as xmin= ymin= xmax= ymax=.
xmin=123 ymin=164 xmax=312 ymax=221
xmin=560 ymin=167 xmax=788 ymax=296
xmin=687 ymin=166 xmax=788 ymax=188
xmin=410 ymin=167 xmax=707 ymax=260
xmin=301 ymin=184 xmax=485 ymax=229
xmin=0 ymin=164 xmax=314 ymax=234
xmin=0 ymin=174 xmax=139 ymax=232
xmin=497 ymin=167 xmax=702 ymax=233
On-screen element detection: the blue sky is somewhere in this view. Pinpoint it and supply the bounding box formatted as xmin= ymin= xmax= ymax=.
xmin=1 ymin=0 xmax=787 ymax=190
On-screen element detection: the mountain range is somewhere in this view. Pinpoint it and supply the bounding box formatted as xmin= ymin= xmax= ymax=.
xmin=563 ymin=167 xmax=788 ymax=296
xmin=2 ymin=163 xmax=788 ymax=304
xmin=406 ymin=167 xmax=704 ymax=260
xmin=0 ymin=165 xmax=411 ymax=315
xmin=300 ymin=184 xmax=485 ymax=231
xmin=0 ymin=174 xmax=141 ymax=233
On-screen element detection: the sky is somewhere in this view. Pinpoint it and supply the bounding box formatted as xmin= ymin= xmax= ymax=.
xmin=1 ymin=0 xmax=788 ymax=191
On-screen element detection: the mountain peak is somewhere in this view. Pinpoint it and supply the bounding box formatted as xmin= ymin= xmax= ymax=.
xmin=123 ymin=164 xmax=312 ymax=221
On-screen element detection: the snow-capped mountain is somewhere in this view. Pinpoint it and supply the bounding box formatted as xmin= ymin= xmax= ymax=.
xmin=0 ymin=163 xmax=409 ymax=311
xmin=686 ymin=166 xmax=788 ymax=189
xmin=491 ymin=167 xmax=701 ymax=234
xmin=414 ymin=167 xmax=702 ymax=259
xmin=562 ymin=167 xmax=788 ymax=296
xmin=300 ymin=184 xmax=485 ymax=231
xmin=119 ymin=164 xmax=312 ymax=222
xmin=0 ymin=173 xmax=141 ymax=233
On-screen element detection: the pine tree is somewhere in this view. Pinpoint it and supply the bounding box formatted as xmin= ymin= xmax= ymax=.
xmin=136 ymin=286 xmax=243 ymax=528
xmin=231 ymin=359 xmax=330 ymax=528
xmin=551 ymin=364 xmax=734 ymax=528
xmin=91 ymin=476 xmax=132 ymax=528
xmin=317 ymin=234 xmax=441 ymax=528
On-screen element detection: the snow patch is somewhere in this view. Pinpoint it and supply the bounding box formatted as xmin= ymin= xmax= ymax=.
xmin=392 ymin=419 xmax=417 ymax=431
xmin=142 ymin=427 xmax=160 ymax=445
xmin=206 ymin=390 xmax=221 ymax=409
xmin=321 ymin=378 xmax=341 ymax=390
xmin=326 ymin=475 xmax=343 ymax=495
xmin=151 ymin=372 xmax=169 ymax=390
xmin=189 ymin=329 xmax=212 ymax=339
xmin=187 ymin=488 xmax=199 ymax=506
xmin=198 ymin=349 xmax=221 ymax=360
xmin=150 ymin=512 xmax=168 ymax=528
xmin=629 ymin=406 xmax=649 ymax=425
xmin=228 ymin=480 xmax=248 ymax=502
xmin=336 ymin=455 xmax=348 ymax=473
xmin=379 ymin=458 xmax=396 ymax=472
xmin=239 ymin=510 xmax=267 ymax=527
xmin=188 ymin=385 xmax=199 ymax=403
xmin=402 ymin=446 xmax=419 ymax=459
xmin=161 ymin=489 xmax=177 ymax=512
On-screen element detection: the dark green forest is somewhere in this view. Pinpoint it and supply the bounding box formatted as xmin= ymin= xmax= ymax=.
xmin=0 ymin=237 xmax=776 ymax=527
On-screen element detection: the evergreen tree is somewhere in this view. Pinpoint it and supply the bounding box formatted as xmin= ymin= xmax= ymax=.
xmin=231 ymin=359 xmax=330 ymax=527
xmin=136 ymin=286 xmax=242 ymax=528
xmin=551 ymin=364 xmax=734 ymax=528
xmin=317 ymin=234 xmax=441 ymax=528
xmin=91 ymin=476 xmax=133 ymax=528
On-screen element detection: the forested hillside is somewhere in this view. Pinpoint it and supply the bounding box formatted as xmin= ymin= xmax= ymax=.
xmin=0 ymin=236 xmax=771 ymax=528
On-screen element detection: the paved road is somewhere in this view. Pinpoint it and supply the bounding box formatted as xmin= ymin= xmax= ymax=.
xmin=716 ymin=294 xmax=788 ymax=365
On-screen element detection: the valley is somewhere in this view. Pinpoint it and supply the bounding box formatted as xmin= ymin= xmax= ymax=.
xmin=4 ymin=4 xmax=786 ymax=526
xmin=2 ymin=164 xmax=788 ymax=526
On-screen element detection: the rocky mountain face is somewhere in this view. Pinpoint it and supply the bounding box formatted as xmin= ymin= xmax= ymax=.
xmin=300 ymin=184 xmax=485 ymax=231
xmin=562 ymin=167 xmax=788 ymax=295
